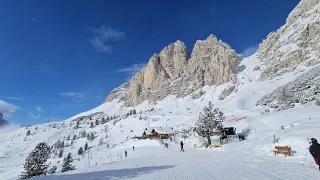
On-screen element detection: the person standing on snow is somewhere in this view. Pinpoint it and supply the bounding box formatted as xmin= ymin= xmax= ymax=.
xmin=125 ymin=150 xmax=128 ymax=157
xmin=309 ymin=138 xmax=320 ymax=170
xmin=133 ymin=146 xmax=135 ymax=151
xmin=165 ymin=142 xmax=169 ymax=149
xmin=180 ymin=141 xmax=184 ymax=152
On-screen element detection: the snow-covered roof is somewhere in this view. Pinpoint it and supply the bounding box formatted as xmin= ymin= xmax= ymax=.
xmin=143 ymin=129 xmax=153 ymax=135
xmin=152 ymin=127 xmax=175 ymax=134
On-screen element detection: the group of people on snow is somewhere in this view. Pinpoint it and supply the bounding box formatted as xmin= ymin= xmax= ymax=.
xmin=164 ymin=141 xmax=184 ymax=152
xmin=122 ymin=139 xmax=319 ymax=171
xmin=125 ymin=141 xmax=184 ymax=156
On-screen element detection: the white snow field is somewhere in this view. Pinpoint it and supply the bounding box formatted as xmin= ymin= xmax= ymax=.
xmin=1 ymin=54 xmax=320 ymax=180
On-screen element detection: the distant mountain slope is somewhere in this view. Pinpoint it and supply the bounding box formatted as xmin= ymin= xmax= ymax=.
xmin=0 ymin=118 xmax=9 ymax=127
xmin=257 ymin=0 xmax=320 ymax=80
xmin=2 ymin=1 xmax=320 ymax=179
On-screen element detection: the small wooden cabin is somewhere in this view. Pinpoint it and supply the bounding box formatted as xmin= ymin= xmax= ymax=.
xmin=152 ymin=127 xmax=175 ymax=139
xmin=142 ymin=127 xmax=175 ymax=139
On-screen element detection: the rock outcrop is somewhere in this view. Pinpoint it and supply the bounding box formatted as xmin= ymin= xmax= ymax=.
xmin=0 ymin=119 xmax=9 ymax=127
xmin=106 ymin=34 xmax=240 ymax=106
xmin=257 ymin=0 xmax=320 ymax=80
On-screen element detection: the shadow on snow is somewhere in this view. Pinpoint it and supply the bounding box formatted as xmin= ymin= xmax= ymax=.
xmin=31 ymin=165 xmax=175 ymax=180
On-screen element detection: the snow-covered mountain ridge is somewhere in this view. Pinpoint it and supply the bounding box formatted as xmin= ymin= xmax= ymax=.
xmin=1 ymin=0 xmax=320 ymax=179
xmin=257 ymin=0 xmax=320 ymax=80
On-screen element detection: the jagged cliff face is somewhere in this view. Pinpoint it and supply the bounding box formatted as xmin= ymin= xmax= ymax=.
xmin=257 ymin=0 xmax=320 ymax=80
xmin=106 ymin=35 xmax=240 ymax=106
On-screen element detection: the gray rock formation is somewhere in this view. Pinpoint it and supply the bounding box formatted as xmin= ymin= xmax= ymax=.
xmin=105 ymin=34 xmax=240 ymax=106
xmin=257 ymin=0 xmax=320 ymax=80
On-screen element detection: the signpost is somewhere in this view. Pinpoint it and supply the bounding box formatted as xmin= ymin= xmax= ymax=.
xmin=210 ymin=136 xmax=221 ymax=147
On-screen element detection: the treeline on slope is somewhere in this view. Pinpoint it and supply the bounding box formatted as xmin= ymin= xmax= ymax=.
xmin=256 ymin=65 xmax=320 ymax=111
xmin=20 ymin=142 xmax=75 ymax=179
xmin=19 ymin=102 xmax=226 ymax=179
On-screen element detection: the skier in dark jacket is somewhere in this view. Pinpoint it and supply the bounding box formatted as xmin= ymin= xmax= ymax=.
xmin=125 ymin=150 xmax=127 ymax=157
xmin=309 ymin=138 xmax=320 ymax=170
xmin=180 ymin=141 xmax=184 ymax=152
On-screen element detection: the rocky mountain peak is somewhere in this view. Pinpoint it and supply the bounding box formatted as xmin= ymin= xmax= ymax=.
xmin=286 ymin=0 xmax=319 ymax=26
xmin=105 ymin=34 xmax=239 ymax=106
xmin=257 ymin=0 xmax=320 ymax=80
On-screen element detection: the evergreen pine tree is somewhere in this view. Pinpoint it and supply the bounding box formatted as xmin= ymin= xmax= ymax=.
xmin=67 ymin=134 xmax=71 ymax=140
xmin=48 ymin=166 xmax=57 ymax=174
xmin=90 ymin=122 xmax=94 ymax=128
xmin=26 ymin=130 xmax=31 ymax=136
xmin=54 ymin=140 xmax=60 ymax=149
xmin=58 ymin=149 xmax=63 ymax=158
xmin=133 ymin=109 xmax=137 ymax=115
xmin=73 ymin=134 xmax=77 ymax=141
xmin=130 ymin=110 xmax=133 ymax=115
xmin=84 ymin=142 xmax=88 ymax=151
xmin=75 ymin=121 xmax=80 ymax=129
xmin=61 ymin=153 xmax=76 ymax=173
xmin=78 ymin=147 xmax=84 ymax=155
xmin=101 ymin=117 xmax=106 ymax=124
xmin=90 ymin=133 xmax=95 ymax=141
xmin=106 ymin=116 xmax=110 ymax=121
xmin=87 ymin=134 xmax=91 ymax=141
xmin=95 ymin=119 xmax=99 ymax=125
xmin=195 ymin=101 xmax=225 ymax=146
xmin=60 ymin=141 xmax=65 ymax=148
xmin=20 ymin=142 xmax=50 ymax=179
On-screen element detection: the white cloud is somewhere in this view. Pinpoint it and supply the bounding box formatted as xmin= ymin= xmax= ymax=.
xmin=29 ymin=112 xmax=40 ymax=119
xmin=36 ymin=106 xmax=42 ymax=112
xmin=0 ymin=96 xmax=24 ymax=100
xmin=240 ymin=45 xmax=259 ymax=58
xmin=59 ymin=92 xmax=87 ymax=99
xmin=90 ymin=25 xmax=125 ymax=53
xmin=117 ymin=63 xmax=146 ymax=80
xmin=0 ymin=100 xmax=19 ymax=115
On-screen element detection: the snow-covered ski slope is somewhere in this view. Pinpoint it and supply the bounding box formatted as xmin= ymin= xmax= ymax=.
xmin=1 ymin=54 xmax=320 ymax=180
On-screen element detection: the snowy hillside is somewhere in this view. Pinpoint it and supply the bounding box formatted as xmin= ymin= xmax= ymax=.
xmin=1 ymin=0 xmax=320 ymax=179
xmin=1 ymin=54 xmax=320 ymax=180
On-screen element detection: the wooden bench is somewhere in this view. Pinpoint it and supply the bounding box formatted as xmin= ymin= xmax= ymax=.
xmin=273 ymin=146 xmax=291 ymax=158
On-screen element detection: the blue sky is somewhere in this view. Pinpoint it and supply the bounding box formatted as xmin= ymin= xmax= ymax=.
xmin=0 ymin=0 xmax=300 ymax=125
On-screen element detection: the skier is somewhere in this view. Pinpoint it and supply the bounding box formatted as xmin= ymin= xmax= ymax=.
xmin=165 ymin=142 xmax=169 ymax=149
xmin=133 ymin=146 xmax=135 ymax=151
xmin=180 ymin=141 xmax=184 ymax=152
xmin=125 ymin=150 xmax=127 ymax=157
xmin=309 ymin=138 xmax=320 ymax=170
